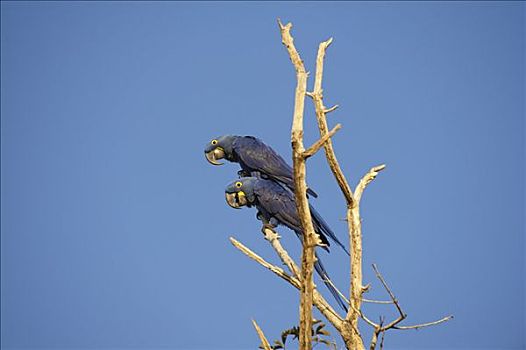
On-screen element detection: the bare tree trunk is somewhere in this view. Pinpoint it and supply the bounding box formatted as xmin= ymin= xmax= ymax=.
xmin=278 ymin=19 xmax=316 ymax=350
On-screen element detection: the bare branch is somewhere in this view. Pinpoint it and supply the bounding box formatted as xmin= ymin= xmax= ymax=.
xmin=313 ymin=37 xmax=333 ymax=93
xmin=379 ymin=330 xmax=385 ymax=350
xmin=348 ymin=302 xmax=378 ymax=329
xmin=362 ymin=298 xmax=394 ymax=305
xmin=324 ymin=104 xmax=339 ymax=114
xmin=252 ymin=319 xmax=272 ymax=350
xmin=262 ymin=228 xmax=345 ymax=327
xmin=310 ymin=35 xmax=366 ymax=350
xmin=230 ymin=237 xmax=300 ymax=287
xmin=277 ymin=19 xmax=306 ymax=75
xmin=371 ymin=264 xmax=403 ymax=316
xmin=369 ymin=328 xmax=380 ymax=350
xmin=354 ymin=164 xmax=387 ymax=204
xmin=371 ymin=264 xmax=406 ymax=331
xmin=364 ymin=264 xmax=454 ymax=349
xmin=321 ymin=273 xmax=349 ymax=305
xmin=369 ymin=331 xmax=379 ymax=350
xmin=303 ymin=124 xmax=342 ymax=159
xmin=368 ymin=317 xmax=385 ymax=350
xmin=393 ymin=315 xmax=454 ymax=330
xmin=311 ymin=44 xmax=355 ymax=206
xmin=230 ymin=235 xmax=345 ymax=333
xmin=263 ymin=227 xmax=300 ymax=277
xmin=343 ymin=198 xmax=365 ymax=333
xmin=278 ymin=18 xmax=318 ymax=350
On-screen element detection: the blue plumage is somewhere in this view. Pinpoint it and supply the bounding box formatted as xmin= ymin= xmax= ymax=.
xmin=225 ymin=177 xmax=349 ymax=311
xmin=205 ymin=135 xmax=318 ymax=197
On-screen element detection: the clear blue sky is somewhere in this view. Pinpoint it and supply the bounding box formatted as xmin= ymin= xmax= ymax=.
xmin=1 ymin=2 xmax=524 ymax=349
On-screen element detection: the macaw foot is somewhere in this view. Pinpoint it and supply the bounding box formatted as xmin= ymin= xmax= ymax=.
xmin=261 ymin=223 xmax=276 ymax=235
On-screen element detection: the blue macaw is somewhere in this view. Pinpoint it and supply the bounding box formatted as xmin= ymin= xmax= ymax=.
xmin=205 ymin=135 xmax=318 ymax=198
xmin=224 ymin=176 xmax=349 ymax=311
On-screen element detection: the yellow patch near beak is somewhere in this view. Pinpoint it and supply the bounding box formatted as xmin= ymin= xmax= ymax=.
xmin=238 ymin=191 xmax=246 ymax=198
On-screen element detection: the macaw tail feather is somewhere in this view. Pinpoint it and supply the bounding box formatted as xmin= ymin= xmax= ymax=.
xmin=274 ymin=175 xmax=318 ymax=199
xmin=310 ymin=206 xmax=350 ymax=256
xmin=307 ymin=187 xmax=318 ymax=198
xmin=314 ymin=252 xmax=348 ymax=312
xmin=292 ymin=230 xmax=347 ymax=311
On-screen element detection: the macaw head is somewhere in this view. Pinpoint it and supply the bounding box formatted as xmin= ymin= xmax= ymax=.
xmin=224 ymin=177 xmax=258 ymax=209
xmin=204 ymin=135 xmax=236 ymax=165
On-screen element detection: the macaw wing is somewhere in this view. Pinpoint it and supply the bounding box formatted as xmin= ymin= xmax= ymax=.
xmin=255 ymin=181 xmax=330 ymax=247
xmin=255 ymin=180 xmax=302 ymax=231
xmin=254 ymin=180 xmax=346 ymax=311
xmin=234 ymin=137 xmax=292 ymax=178
xmin=234 ymin=137 xmax=319 ymax=198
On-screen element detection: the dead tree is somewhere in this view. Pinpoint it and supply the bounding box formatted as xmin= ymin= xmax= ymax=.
xmin=229 ymin=20 xmax=452 ymax=350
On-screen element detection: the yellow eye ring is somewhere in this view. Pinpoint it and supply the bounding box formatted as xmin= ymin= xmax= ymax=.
xmin=235 ymin=181 xmax=242 ymax=188
xmin=211 ymin=139 xmax=218 ymax=145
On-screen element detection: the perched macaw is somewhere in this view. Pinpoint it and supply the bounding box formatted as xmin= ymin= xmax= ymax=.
xmin=224 ymin=176 xmax=349 ymax=311
xmin=205 ymin=135 xmax=318 ymax=198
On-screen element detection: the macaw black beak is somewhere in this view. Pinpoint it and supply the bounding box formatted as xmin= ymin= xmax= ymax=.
xmin=225 ymin=191 xmax=247 ymax=209
xmin=205 ymin=148 xmax=225 ymax=166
